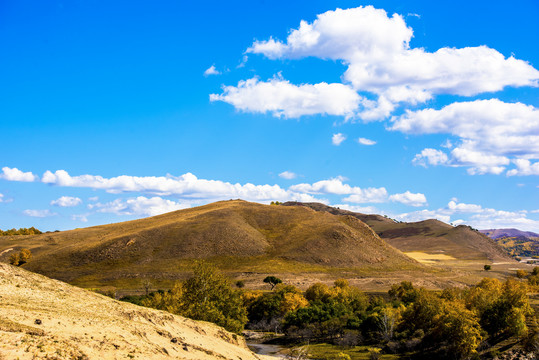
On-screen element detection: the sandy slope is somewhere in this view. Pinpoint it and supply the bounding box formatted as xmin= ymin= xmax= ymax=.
xmin=0 ymin=263 xmax=270 ymax=360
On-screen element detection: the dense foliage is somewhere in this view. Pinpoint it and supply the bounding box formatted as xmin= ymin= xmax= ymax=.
xmin=245 ymin=278 xmax=535 ymax=359
xmin=123 ymin=268 xmax=536 ymax=359
xmin=123 ymin=262 xmax=247 ymax=333
xmin=1 ymin=227 xmax=41 ymax=236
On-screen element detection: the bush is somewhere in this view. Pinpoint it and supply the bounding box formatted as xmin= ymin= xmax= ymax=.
xmin=484 ymin=265 xmax=491 ymax=271
xmin=9 ymin=249 xmax=32 ymax=266
xmin=516 ymin=270 xmax=527 ymax=279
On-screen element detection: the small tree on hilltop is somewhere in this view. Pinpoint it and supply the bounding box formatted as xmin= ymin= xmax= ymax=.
xmin=264 ymin=276 xmax=282 ymax=290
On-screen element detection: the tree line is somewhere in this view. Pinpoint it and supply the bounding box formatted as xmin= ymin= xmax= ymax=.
xmin=121 ymin=263 xmax=537 ymax=359
xmin=1 ymin=227 xmax=42 ymax=236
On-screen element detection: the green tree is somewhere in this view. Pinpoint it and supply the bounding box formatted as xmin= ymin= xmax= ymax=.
xmin=484 ymin=264 xmax=491 ymax=271
xmin=263 ymin=276 xmax=282 ymax=290
xmin=182 ymin=262 xmax=248 ymax=333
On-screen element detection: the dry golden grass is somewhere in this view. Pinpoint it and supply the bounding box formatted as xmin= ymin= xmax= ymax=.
xmin=0 ymin=200 xmax=421 ymax=291
xmin=0 ymin=263 xmax=271 ymax=360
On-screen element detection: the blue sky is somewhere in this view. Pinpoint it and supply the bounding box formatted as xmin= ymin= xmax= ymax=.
xmin=1 ymin=0 xmax=539 ymax=232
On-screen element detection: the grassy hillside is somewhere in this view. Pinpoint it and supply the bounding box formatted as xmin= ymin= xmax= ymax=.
xmin=284 ymin=202 xmax=512 ymax=262
xmin=0 ymin=200 xmax=420 ymax=290
xmin=0 ymin=262 xmax=269 ymax=360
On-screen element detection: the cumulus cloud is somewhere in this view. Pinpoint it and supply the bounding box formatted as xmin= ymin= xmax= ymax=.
xmin=0 ymin=167 xmax=37 ymax=182
xmin=507 ymin=159 xmax=539 ymax=176
xmin=389 ymin=191 xmax=427 ymax=207
xmin=241 ymin=6 xmax=538 ymax=121
xmin=395 ymin=99 xmax=539 ymax=174
xmin=89 ymin=196 xmax=190 ymax=217
xmin=290 ymin=177 xmax=388 ymax=203
xmin=332 ymin=204 xmax=378 ymax=214
xmin=332 ymin=133 xmax=346 ymax=146
xmin=23 ymin=209 xmax=57 ymax=218
xmin=203 ymin=65 xmax=221 ymax=76
xmin=279 ymin=171 xmax=297 ymax=180
xmin=395 ymin=209 xmax=451 ymax=224
xmin=50 ymin=196 xmax=82 ymax=207
xmin=357 ymin=137 xmax=376 ymax=146
xmin=412 ymin=148 xmax=449 ymax=167
xmin=210 ymin=77 xmax=361 ymax=119
xmin=39 ymin=169 xmax=325 ymax=203
xmin=71 ymin=214 xmax=89 ymax=222
xmin=394 ymin=199 xmax=539 ymax=232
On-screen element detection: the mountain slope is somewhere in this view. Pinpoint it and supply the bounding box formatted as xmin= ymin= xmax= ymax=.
xmin=0 ymin=200 xmax=419 ymax=288
xmin=283 ymin=202 xmax=512 ymax=262
xmin=0 ymin=262 xmax=269 ymax=360
xmin=480 ymin=228 xmax=539 ymax=239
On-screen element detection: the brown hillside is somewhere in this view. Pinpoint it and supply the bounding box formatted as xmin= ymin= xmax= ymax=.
xmin=0 ymin=200 xmax=419 ymax=289
xmin=0 ymin=263 xmax=269 ymax=360
xmin=283 ymin=202 xmax=512 ymax=261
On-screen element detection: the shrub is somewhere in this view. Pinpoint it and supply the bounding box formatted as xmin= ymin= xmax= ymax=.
xmin=484 ymin=265 xmax=491 ymax=271
xmin=516 ymin=270 xmax=527 ymax=279
xmin=263 ymin=276 xmax=282 ymax=290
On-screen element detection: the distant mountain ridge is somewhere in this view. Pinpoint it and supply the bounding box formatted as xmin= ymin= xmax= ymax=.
xmin=480 ymin=228 xmax=539 ymax=239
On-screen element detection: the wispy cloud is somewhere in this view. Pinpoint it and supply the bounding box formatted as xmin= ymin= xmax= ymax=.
xmin=203 ymin=65 xmax=221 ymax=76
xmin=358 ymin=137 xmax=376 ymax=146
xmin=50 ymin=196 xmax=82 ymax=207
xmin=279 ymin=171 xmax=297 ymax=180
xmin=23 ymin=209 xmax=57 ymax=218
xmin=332 ymin=133 xmax=346 ymax=146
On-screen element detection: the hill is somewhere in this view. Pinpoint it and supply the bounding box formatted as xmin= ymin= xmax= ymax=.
xmin=282 ymin=202 xmax=512 ymax=262
xmin=480 ymin=228 xmax=539 ymax=239
xmin=0 ymin=262 xmax=269 ymax=360
xmin=481 ymin=228 xmax=539 ymax=259
xmin=0 ymin=200 xmax=419 ymax=290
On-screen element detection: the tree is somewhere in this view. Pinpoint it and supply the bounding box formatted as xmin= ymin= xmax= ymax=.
xmin=182 ymin=262 xmax=248 ymax=333
xmin=484 ymin=264 xmax=491 ymax=271
xmin=533 ymin=267 xmax=539 ymax=276
xmin=516 ymin=270 xmax=527 ymax=279
xmin=8 ymin=249 xmax=32 ymax=266
xmin=264 ymin=276 xmax=282 ymax=290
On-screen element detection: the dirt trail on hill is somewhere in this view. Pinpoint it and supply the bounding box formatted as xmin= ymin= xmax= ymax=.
xmin=0 ymin=263 xmax=271 ymax=360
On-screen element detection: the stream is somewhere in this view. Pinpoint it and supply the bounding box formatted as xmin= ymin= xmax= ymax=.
xmin=247 ymin=342 xmax=287 ymax=358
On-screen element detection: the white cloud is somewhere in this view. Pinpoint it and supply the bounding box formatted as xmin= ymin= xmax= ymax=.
xmin=50 ymin=196 xmax=82 ymax=207
xmin=395 ymin=209 xmax=451 ymax=223
xmin=210 ymin=76 xmax=361 ymax=119
xmin=89 ymin=196 xmax=190 ymax=217
xmin=389 ymin=191 xmax=427 ymax=207
xmin=39 ymin=169 xmax=324 ymax=203
xmin=332 ymin=133 xmax=346 ymax=146
xmin=279 ymin=171 xmax=297 ymax=180
xmin=0 ymin=167 xmax=37 ymax=182
xmin=0 ymin=193 xmax=4 ymax=203
xmin=357 ymin=137 xmax=376 ymax=146
xmin=507 ymin=159 xmax=539 ymax=176
xmin=394 ymin=199 xmax=539 ymax=232
xmin=290 ymin=177 xmax=387 ymax=202
xmin=23 ymin=209 xmax=57 ymax=218
xmin=203 ymin=65 xmax=221 ymax=76
xmin=394 ymin=99 xmax=539 ymax=174
xmin=332 ymin=204 xmax=378 ymax=214
xmin=71 ymin=214 xmax=89 ymax=222
xmin=88 ymin=196 xmax=99 ymax=202
xmin=244 ymin=6 xmax=538 ymax=120
xmin=412 ymin=148 xmax=449 ymax=167
xmin=447 ymin=200 xmax=483 ymax=213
